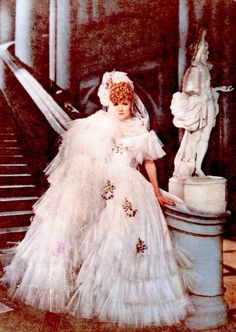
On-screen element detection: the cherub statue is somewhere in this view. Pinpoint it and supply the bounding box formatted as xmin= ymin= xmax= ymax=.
xmin=171 ymin=29 xmax=233 ymax=178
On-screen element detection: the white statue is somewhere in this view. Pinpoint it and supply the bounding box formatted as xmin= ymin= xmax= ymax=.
xmin=171 ymin=29 xmax=233 ymax=178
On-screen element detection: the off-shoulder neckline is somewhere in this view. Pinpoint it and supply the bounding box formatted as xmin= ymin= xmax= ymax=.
xmin=119 ymin=130 xmax=154 ymax=140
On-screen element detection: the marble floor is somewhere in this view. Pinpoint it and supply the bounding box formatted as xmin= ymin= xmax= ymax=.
xmin=0 ymin=238 xmax=235 ymax=332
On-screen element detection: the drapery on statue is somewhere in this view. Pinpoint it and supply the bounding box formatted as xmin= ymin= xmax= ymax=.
xmin=171 ymin=29 xmax=233 ymax=178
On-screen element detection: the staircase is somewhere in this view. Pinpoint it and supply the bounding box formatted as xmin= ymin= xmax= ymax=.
xmin=0 ymin=95 xmax=41 ymax=266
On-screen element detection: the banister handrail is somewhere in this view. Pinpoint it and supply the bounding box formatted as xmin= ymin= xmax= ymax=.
xmin=0 ymin=41 xmax=72 ymax=135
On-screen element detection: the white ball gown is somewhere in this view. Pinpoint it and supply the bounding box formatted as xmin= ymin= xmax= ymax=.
xmin=1 ymin=110 xmax=192 ymax=327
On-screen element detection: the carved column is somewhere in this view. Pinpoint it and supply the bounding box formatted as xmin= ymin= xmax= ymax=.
xmin=56 ymin=0 xmax=71 ymax=90
xmin=0 ymin=0 xmax=15 ymax=44
xmin=15 ymin=0 xmax=49 ymax=79
xmin=0 ymin=0 xmax=15 ymax=90
xmin=77 ymin=1 xmax=90 ymax=24
xmin=220 ymin=1 xmax=236 ymax=235
xmin=49 ymin=0 xmax=56 ymax=82
xmin=15 ymin=0 xmax=34 ymax=67
xmin=92 ymin=0 xmax=101 ymax=21
xmin=178 ymin=0 xmax=188 ymax=89
xmin=103 ymin=0 xmax=119 ymax=16
xmin=50 ymin=0 xmax=72 ymax=89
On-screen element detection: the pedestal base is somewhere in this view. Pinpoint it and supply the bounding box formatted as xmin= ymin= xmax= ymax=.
xmin=185 ymin=294 xmax=228 ymax=329
xmin=163 ymin=206 xmax=229 ymax=330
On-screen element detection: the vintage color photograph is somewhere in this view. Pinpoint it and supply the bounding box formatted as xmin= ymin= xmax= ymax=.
xmin=0 ymin=1 xmax=235 ymax=331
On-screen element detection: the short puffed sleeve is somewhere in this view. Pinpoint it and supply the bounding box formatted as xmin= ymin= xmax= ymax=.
xmin=143 ymin=130 xmax=166 ymax=161
xmin=131 ymin=130 xmax=166 ymax=164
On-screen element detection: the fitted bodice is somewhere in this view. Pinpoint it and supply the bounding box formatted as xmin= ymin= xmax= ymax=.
xmin=112 ymin=137 xmax=139 ymax=168
xmin=111 ymin=131 xmax=166 ymax=168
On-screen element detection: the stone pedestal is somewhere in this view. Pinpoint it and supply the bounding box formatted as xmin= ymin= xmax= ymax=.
xmin=163 ymin=206 xmax=229 ymax=330
xmin=169 ymin=176 xmax=227 ymax=214
xmin=168 ymin=176 xmax=185 ymax=200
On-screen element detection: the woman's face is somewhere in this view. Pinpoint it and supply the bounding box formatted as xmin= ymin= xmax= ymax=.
xmin=111 ymin=100 xmax=132 ymax=121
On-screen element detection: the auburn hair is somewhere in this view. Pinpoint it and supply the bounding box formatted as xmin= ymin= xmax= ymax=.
xmin=109 ymin=82 xmax=134 ymax=104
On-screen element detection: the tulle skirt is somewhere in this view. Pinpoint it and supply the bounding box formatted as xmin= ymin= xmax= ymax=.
xmin=2 ymin=159 xmax=191 ymax=327
xmin=1 ymin=112 xmax=192 ymax=327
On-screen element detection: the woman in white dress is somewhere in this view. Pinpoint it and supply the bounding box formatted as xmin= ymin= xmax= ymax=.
xmin=1 ymin=71 xmax=192 ymax=327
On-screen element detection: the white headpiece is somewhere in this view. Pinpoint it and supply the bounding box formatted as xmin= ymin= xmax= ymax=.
xmin=98 ymin=70 xmax=150 ymax=128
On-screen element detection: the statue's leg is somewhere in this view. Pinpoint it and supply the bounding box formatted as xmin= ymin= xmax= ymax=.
xmin=174 ymin=131 xmax=188 ymax=165
xmin=173 ymin=130 xmax=202 ymax=177
xmin=184 ymin=130 xmax=202 ymax=161
xmin=195 ymin=101 xmax=216 ymax=176
xmin=195 ymin=126 xmax=212 ymax=176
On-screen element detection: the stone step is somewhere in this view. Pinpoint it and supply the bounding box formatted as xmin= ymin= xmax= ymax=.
xmin=0 ymin=184 xmax=38 ymax=196
xmin=0 ymin=226 xmax=29 ymax=249
xmin=0 ymin=173 xmax=35 ymax=185
xmin=0 ymin=139 xmax=19 ymax=147
xmin=0 ymin=127 xmax=16 ymax=134
xmin=0 ymin=124 xmax=15 ymax=129
xmin=0 ymin=135 xmax=17 ymax=142
xmin=0 ymin=210 xmax=32 ymax=228
xmin=0 ymin=147 xmax=23 ymax=155
xmin=0 ymin=133 xmax=16 ymax=136
xmin=0 ymin=154 xmax=25 ymax=164
xmin=0 ymin=196 xmax=38 ymax=212
xmin=0 ymin=164 xmax=31 ymax=173
xmin=0 ymin=246 xmax=16 ymax=267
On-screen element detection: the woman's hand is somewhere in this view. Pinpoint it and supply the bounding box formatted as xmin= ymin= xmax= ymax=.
xmin=156 ymin=194 xmax=176 ymax=207
xmin=143 ymin=160 xmax=176 ymax=207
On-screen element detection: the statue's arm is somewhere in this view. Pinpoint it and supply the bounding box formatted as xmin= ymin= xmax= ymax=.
xmin=213 ymin=86 xmax=234 ymax=92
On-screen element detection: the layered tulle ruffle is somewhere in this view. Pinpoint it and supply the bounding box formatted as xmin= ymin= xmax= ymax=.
xmin=2 ymin=110 xmax=193 ymax=326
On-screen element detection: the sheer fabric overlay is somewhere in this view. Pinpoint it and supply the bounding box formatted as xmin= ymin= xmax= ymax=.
xmin=2 ymin=111 xmax=193 ymax=327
